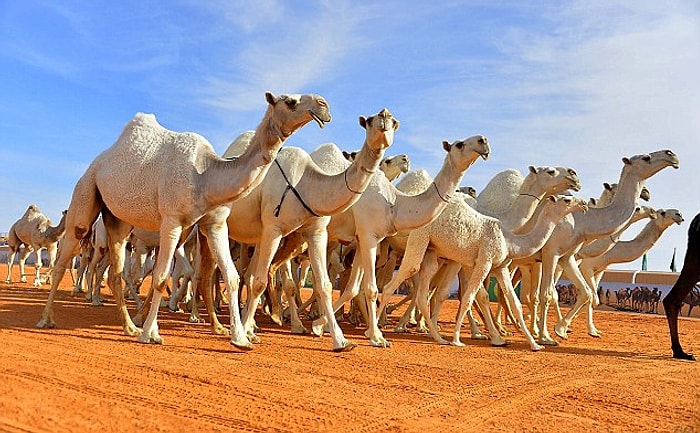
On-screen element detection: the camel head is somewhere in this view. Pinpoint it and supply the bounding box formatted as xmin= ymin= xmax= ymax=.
xmin=379 ymin=154 xmax=410 ymax=181
xmin=526 ymin=166 xmax=581 ymax=197
xmin=342 ymin=150 xmax=358 ymax=162
xmin=458 ymin=185 xmax=478 ymax=198
xmin=621 ymin=149 xmax=679 ymax=180
xmin=264 ymin=92 xmax=332 ymax=136
xmin=656 ymin=208 xmax=684 ymax=227
xmin=441 ymin=135 xmax=490 ymax=172
xmin=547 ymin=195 xmax=589 ymax=217
xmin=634 ymin=205 xmax=658 ymax=221
xmin=640 ymin=184 xmax=651 ymax=201
xmin=359 ymin=108 xmax=399 ymax=153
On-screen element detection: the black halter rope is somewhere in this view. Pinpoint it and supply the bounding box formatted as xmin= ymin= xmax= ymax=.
xmin=273 ymin=159 xmax=320 ymax=218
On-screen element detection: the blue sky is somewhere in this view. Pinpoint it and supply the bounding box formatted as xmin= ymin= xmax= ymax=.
xmin=1 ymin=1 xmax=698 ymax=272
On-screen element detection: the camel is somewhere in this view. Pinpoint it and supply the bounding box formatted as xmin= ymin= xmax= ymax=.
xmin=521 ymin=150 xmax=679 ymax=345
xmin=663 ymin=212 xmax=700 ymax=360
xmin=310 ymin=136 xmax=491 ymax=347
xmin=682 ymin=286 xmax=700 ymax=317
xmin=475 ymin=166 xmax=582 ymax=232
xmin=379 ymin=194 xmax=588 ymax=349
xmin=579 ymin=209 xmax=684 ymax=291
xmin=193 ymin=108 xmax=398 ymax=352
xmin=36 ymin=91 xmax=331 ymax=351
xmin=6 ymin=205 xmax=67 ymax=287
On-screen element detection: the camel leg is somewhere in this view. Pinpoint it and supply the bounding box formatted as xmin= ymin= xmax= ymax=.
xmin=95 ymin=211 xmax=140 ymax=338
xmin=241 ymin=231 xmax=284 ymax=343
xmin=663 ymin=229 xmax=699 ymax=360
xmin=5 ymin=247 xmax=18 ymax=284
xmin=555 ymin=255 xmax=598 ymax=339
xmin=493 ymin=267 xmax=542 ymax=351
xmin=313 ymin=249 xmax=364 ymax=333
xmin=407 ymin=249 xmax=449 ymax=345
xmin=194 ymin=227 xmax=232 ymax=335
xmin=468 ymin=287 xmax=490 ymax=340
xmin=90 ymin=253 xmax=110 ymax=306
xmin=303 ymin=228 xmax=355 ymax=352
xmin=37 ymin=175 xmax=102 ymax=329
xmin=453 ymin=260 xmax=493 ymax=347
xmin=358 ymin=237 xmax=392 ymax=348
xmin=279 ymin=260 xmax=308 ymax=334
xmin=136 ymin=219 xmax=183 ymax=345
xmin=536 ymin=252 xmax=560 ymax=346
xmin=18 ymin=247 xmax=31 ymax=283
xmin=32 ymin=246 xmax=43 ymax=287
xmin=168 ymin=245 xmax=191 ymax=312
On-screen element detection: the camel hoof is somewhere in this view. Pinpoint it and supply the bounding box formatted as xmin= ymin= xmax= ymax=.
xmin=537 ymin=338 xmax=559 ymax=346
xmin=270 ymin=314 xmax=283 ymax=327
xmin=451 ymin=340 xmax=466 ymax=347
xmin=394 ymin=325 xmax=409 ymax=334
xmin=212 ymin=325 xmax=230 ymax=336
xmin=369 ymin=339 xmax=392 ymax=348
xmin=436 ymin=337 xmax=450 ymax=346
xmin=311 ymin=322 xmax=324 ymax=337
xmin=672 ymin=351 xmax=697 ymax=361
xmin=554 ymin=324 xmax=569 ymax=340
xmin=531 ymin=343 xmax=544 ymax=352
xmin=138 ymin=333 xmax=163 ymax=344
xmin=470 ymin=333 xmax=489 ymax=341
xmin=230 ymin=339 xmax=254 ymax=351
xmin=332 ymin=341 xmax=357 ymax=352
xmin=491 ymin=340 xmax=510 ymax=347
xmin=36 ymin=318 xmax=56 ymax=329
xmin=124 ymin=326 xmax=142 ymax=337
xmin=588 ymin=331 xmax=602 ymax=338
xmin=291 ymin=326 xmax=310 ymax=335
xmin=168 ymin=306 xmax=184 ymax=313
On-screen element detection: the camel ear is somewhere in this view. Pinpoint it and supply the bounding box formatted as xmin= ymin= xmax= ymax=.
xmin=622 ymin=156 xmax=631 ymax=165
xmin=359 ymin=116 xmax=367 ymax=129
xmin=548 ymin=196 xmax=557 ymax=203
xmin=659 ymin=210 xmax=667 ymax=217
xmin=589 ymin=198 xmax=597 ymax=206
xmin=442 ymin=140 xmax=451 ymax=152
xmin=393 ymin=118 xmax=400 ymax=131
xmin=604 ymin=182 xmax=613 ymax=190
xmin=528 ymin=165 xmax=537 ymax=174
xmin=265 ymin=91 xmax=277 ymax=105
xmin=342 ymin=151 xmax=352 ymax=161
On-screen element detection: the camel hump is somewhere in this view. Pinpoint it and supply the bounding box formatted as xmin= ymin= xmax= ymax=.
xmin=395 ymin=169 xmax=433 ymax=195
xmin=310 ymin=142 xmax=351 ymax=175
xmin=476 ymin=168 xmax=524 ymax=215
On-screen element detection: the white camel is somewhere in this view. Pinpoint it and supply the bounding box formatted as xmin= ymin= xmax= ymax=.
xmin=379 ymin=193 xmax=588 ymax=349
xmin=522 ymin=150 xmax=679 ymax=344
xmin=6 ymin=205 xmax=67 ymax=287
xmin=193 ymin=108 xmax=398 ymax=352
xmin=37 ymin=91 xmax=331 ymax=352
xmin=312 ymin=136 xmax=491 ymax=347
xmin=579 ymin=209 xmax=684 ymax=291
xmin=475 ymin=166 xmax=581 ymax=232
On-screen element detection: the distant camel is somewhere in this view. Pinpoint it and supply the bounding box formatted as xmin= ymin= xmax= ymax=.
xmin=662 ymin=212 xmax=699 ymax=361
xmin=682 ymin=285 xmax=700 ymax=317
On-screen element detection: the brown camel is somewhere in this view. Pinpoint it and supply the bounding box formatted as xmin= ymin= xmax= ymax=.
xmin=662 ymin=212 xmax=699 ymax=361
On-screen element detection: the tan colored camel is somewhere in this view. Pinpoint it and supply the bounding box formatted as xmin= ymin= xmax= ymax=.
xmin=580 ymin=209 xmax=684 ymax=290
xmin=36 ymin=92 xmax=331 ymax=351
xmin=6 ymin=205 xmax=67 ymax=287
xmin=312 ymin=136 xmax=491 ymax=347
xmin=194 ymin=108 xmax=398 ymax=352
xmin=522 ymin=150 xmax=679 ymax=345
xmin=379 ymin=194 xmax=588 ymax=349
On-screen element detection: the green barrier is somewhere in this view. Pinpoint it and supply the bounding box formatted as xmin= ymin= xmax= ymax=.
xmin=487 ymin=277 xmax=520 ymax=301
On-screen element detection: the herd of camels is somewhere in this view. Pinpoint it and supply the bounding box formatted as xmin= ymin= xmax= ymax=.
xmin=4 ymin=91 xmax=698 ymax=360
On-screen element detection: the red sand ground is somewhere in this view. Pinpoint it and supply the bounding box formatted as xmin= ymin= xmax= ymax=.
xmin=1 ymin=265 xmax=698 ymax=433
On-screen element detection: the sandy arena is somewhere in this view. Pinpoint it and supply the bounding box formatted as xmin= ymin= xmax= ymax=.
xmin=1 ymin=265 xmax=698 ymax=433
